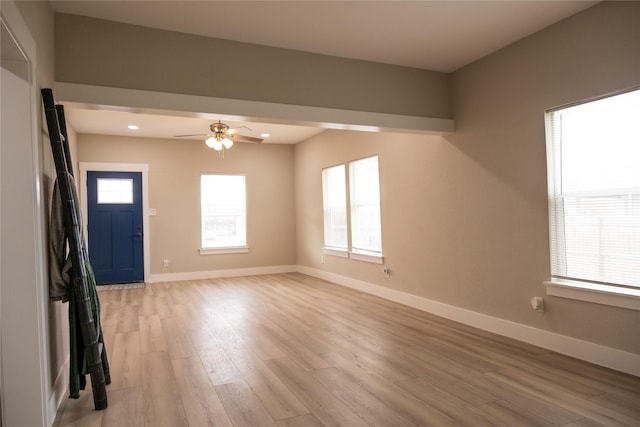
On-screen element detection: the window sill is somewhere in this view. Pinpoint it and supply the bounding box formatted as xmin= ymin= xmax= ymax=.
xmin=199 ymin=246 xmax=249 ymax=255
xmin=321 ymin=247 xmax=384 ymax=264
xmin=545 ymin=278 xmax=640 ymax=311
xmin=323 ymin=247 xmax=349 ymax=258
xmin=350 ymin=250 xmax=384 ymax=265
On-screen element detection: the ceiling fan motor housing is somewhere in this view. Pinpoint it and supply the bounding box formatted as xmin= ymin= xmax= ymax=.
xmin=210 ymin=122 xmax=230 ymax=140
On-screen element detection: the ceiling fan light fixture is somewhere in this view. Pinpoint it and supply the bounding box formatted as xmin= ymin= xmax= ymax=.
xmin=205 ymin=135 xmax=229 ymax=152
xmin=181 ymin=121 xmax=262 ymax=155
xmin=205 ymin=136 xmax=217 ymax=148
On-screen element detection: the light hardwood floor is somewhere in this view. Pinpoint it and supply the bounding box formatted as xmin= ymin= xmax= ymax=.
xmin=54 ymin=273 xmax=640 ymax=426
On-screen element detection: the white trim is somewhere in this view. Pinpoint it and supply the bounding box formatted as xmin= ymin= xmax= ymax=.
xmin=80 ymin=162 xmax=149 ymax=173
xmin=349 ymin=250 xmax=384 ymax=264
xmin=48 ymin=356 xmax=69 ymax=423
xmin=323 ymin=247 xmax=349 ymax=258
xmin=79 ymin=163 xmax=150 ymax=284
xmin=546 ymin=279 xmax=640 ymax=311
xmin=54 ymin=82 xmax=455 ymax=135
xmin=148 ymin=265 xmax=297 ymax=283
xmin=297 ymin=266 xmax=640 ymax=377
xmin=1 ymin=3 xmax=51 ymax=426
xmin=199 ymin=246 xmax=249 ymax=255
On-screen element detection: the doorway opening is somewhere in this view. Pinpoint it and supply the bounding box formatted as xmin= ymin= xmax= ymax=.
xmin=80 ymin=162 xmax=150 ymax=284
xmin=87 ymin=171 xmax=144 ymax=284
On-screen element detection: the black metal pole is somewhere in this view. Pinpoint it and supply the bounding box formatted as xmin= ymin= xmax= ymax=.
xmin=54 ymin=102 xmax=111 ymax=387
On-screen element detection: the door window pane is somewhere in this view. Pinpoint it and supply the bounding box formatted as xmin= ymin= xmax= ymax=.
xmin=97 ymin=178 xmax=133 ymax=204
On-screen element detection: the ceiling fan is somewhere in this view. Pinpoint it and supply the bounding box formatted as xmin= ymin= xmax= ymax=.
xmin=174 ymin=121 xmax=264 ymax=152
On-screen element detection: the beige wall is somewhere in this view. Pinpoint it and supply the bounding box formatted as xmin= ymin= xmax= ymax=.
xmin=54 ymin=13 xmax=451 ymax=119
xmin=295 ymin=129 xmax=460 ymax=292
xmin=448 ymin=0 xmax=640 ymax=351
xmin=78 ymin=135 xmax=297 ymax=275
xmin=295 ymin=1 xmax=640 ymax=355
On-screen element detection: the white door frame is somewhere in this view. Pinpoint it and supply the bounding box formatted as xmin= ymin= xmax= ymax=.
xmin=79 ymin=162 xmax=151 ymax=283
xmin=1 ymin=1 xmax=49 ymax=425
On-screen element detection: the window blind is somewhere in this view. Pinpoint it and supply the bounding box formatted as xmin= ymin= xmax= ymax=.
xmin=349 ymin=156 xmax=382 ymax=253
xmin=546 ymin=89 xmax=640 ymax=289
xmin=322 ymin=164 xmax=348 ymax=249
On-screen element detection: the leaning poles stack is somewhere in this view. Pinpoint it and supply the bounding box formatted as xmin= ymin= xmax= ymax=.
xmin=42 ymin=88 xmax=109 ymax=410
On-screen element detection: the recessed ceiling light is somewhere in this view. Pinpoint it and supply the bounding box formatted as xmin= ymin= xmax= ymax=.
xmin=128 ymin=125 xmax=139 ymax=130
xmin=261 ymin=133 xmax=270 ymax=138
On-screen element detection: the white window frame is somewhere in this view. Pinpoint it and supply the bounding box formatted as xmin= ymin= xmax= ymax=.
xmin=544 ymin=88 xmax=640 ymax=311
xmin=200 ymin=174 xmax=249 ymax=255
xmin=321 ymin=155 xmax=384 ymax=264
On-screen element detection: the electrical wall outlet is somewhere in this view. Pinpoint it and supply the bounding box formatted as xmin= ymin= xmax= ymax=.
xmin=162 ymin=259 xmax=169 ymax=267
xmin=530 ymin=296 xmax=544 ymax=312
xmin=383 ymin=267 xmax=390 ymax=279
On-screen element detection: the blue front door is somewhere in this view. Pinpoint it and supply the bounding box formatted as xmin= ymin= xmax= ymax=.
xmin=87 ymin=171 xmax=144 ymax=284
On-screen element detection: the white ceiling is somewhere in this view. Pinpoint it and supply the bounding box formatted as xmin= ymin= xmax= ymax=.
xmin=50 ymin=0 xmax=598 ymax=144
xmin=63 ymin=108 xmax=326 ymax=144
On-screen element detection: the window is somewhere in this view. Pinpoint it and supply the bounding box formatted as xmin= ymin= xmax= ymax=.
xmin=322 ymin=164 xmax=348 ymax=250
xmin=545 ymin=89 xmax=640 ymax=305
xmin=322 ymin=156 xmax=383 ymax=263
xmin=97 ymin=178 xmax=133 ymax=204
xmin=350 ymin=156 xmax=382 ymax=254
xmin=200 ymin=175 xmax=247 ymax=252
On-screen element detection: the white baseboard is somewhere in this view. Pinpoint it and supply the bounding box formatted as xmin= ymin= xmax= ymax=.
xmin=148 ymin=265 xmax=297 ymax=283
xmin=48 ymin=356 xmax=70 ymax=426
xmin=296 ymin=266 xmax=640 ymax=377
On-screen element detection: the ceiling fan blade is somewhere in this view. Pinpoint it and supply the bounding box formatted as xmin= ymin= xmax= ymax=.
xmin=173 ymin=133 xmax=210 ymax=138
xmin=229 ymin=125 xmax=252 ymax=132
xmin=230 ymin=134 xmax=263 ymax=143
